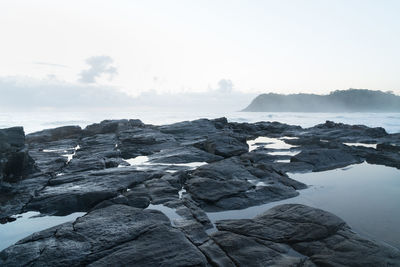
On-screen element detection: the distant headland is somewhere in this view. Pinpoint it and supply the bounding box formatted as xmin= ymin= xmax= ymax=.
xmin=243 ymin=89 xmax=400 ymax=112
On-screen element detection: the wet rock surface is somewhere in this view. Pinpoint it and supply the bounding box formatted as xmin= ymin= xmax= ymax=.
xmin=213 ymin=204 xmax=400 ymax=266
xmin=0 ymin=127 xmax=37 ymax=183
xmin=0 ymin=118 xmax=399 ymax=265
xmin=0 ymin=205 xmax=208 ymax=266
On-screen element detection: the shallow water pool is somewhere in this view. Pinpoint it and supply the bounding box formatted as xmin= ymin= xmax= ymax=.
xmin=0 ymin=212 xmax=85 ymax=251
xmin=207 ymin=162 xmax=400 ymax=249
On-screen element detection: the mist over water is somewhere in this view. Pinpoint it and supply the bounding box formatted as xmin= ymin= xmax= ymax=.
xmin=1 ymin=109 xmax=399 ymax=134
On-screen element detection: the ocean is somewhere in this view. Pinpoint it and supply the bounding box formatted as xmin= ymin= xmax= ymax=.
xmin=1 ymin=109 xmax=399 ymax=134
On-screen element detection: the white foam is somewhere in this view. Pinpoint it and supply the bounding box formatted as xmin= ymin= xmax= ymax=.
xmin=344 ymin=143 xmax=377 ymax=149
xmin=268 ymin=150 xmax=301 ymax=156
xmin=121 ymin=155 xmax=206 ymax=170
xmin=125 ymin=156 xmax=149 ymax=165
xmin=274 ymin=159 xmax=291 ymax=163
xmin=178 ymin=188 xmax=187 ymax=199
xmin=247 ymin=136 xmax=298 ymax=152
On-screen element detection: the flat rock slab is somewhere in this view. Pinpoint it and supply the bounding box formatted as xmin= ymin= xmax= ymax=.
xmin=25 ymin=168 xmax=155 ymax=215
xmin=212 ymin=204 xmax=400 ymax=266
xmin=0 ymin=205 xmax=208 ymax=266
xmin=185 ymin=157 xmax=305 ymax=211
xmin=291 ymin=148 xmax=363 ymax=171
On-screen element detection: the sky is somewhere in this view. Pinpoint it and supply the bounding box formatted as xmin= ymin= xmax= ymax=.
xmin=1 ymin=0 xmax=399 ymax=100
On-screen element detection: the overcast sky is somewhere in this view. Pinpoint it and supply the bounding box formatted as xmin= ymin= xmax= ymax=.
xmin=1 ymin=0 xmax=399 ymax=96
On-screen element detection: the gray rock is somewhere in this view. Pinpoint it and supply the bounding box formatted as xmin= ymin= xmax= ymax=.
xmin=305 ymin=120 xmax=388 ymax=140
xmin=117 ymin=127 xmax=177 ymax=158
xmin=148 ymin=146 xmax=223 ymax=164
xmin=185 ymin=157 xmax=305 ymax=211
xmin=187 ymin=177 xmax=252 ymax=203
xmin=25 ymin=168 xmax=152 ymax=215
xmin=0 ymin=127 xmax=25 ymax=149
xmin=198 ymin=239 xmax=237 ymax=266
xmin=377 ymin=142 xmax=400 ymax=153
xmin=26 ymin=126 xmax=82 ymax=143
xmin=212 ymin=204 xmax=400 ymax=266
xmin=194 ymin=133 xmax=249 ymax=158
xmin=365 ymin=151 xmax=400 ymax=169
xmin=2 ymin=118 xmax=400 ymax=266
xmin=210 ymin=231 xmax=309 ymax=266
xmin=0 ymin=127 xmax=37 ymax=183
xmin=0 ymin=205 xmax=208 ymax=266
xmin=83 ymin=119 xmax=144 ymax=136
xmin=291 ymin=148 xmax=363 ymax=171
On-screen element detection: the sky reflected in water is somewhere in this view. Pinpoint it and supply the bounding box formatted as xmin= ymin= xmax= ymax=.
xmin=208 ymin=162 xmax=400 ymax=249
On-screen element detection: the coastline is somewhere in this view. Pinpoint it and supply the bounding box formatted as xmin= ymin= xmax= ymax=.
xmin=1 ymin=118 xmax=399 ymax=265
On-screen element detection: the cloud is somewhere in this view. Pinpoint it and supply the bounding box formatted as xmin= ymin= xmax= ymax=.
xmin=79 ymin=56 xmax=117 ymax=83
xmin=0 ymin=75 xmax=256 ymax=112
xmin=132 ymin=78 xmax=256 ymax=112
xmin=217 ymin=79 xmax=233 ymax=94
xmin=0 ymin=76 xmax=132 ymax=109
xmin=33 ymin=62 xmax=69 ymax=68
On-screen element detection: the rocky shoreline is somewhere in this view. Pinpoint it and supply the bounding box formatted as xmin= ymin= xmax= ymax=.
xmin=1 ymin=118 xmax=399 ymax=266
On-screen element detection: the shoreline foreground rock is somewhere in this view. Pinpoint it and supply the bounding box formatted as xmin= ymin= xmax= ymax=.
xmin=1 ymin=118 xmax=399 ymax=266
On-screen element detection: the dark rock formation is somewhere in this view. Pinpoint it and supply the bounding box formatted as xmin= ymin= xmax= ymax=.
xmin=0 ymin=127 xmax=36 ymax=183
xmin=1 ymin=204 xmax=398 ymax=266
xmin=211 ymin=204 xmax=400 ymax=266
xmin=0 ymin=205 xmax=208 ymax=266
xmin=185 ymin=157 xmax=305 ymax=211
xmin=26 ymin=126 xmax=82 ymax=143
xmin=1 ymin=118 xmax=399 ymax=265
xmin=291 ymin=149 xmax=363 ymax=171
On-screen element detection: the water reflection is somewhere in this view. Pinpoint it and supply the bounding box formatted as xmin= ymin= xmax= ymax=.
xmin=0 ymin=211 xmax=85 ymax=251
xmin=207 ymin=162 xmax=400 ymax=249
xmin=147 ymin=204 xmax=183 ymax=226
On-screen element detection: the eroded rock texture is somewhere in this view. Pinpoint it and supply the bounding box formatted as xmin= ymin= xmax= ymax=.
xmin=0 ymin=118 xmax=399 ymax=266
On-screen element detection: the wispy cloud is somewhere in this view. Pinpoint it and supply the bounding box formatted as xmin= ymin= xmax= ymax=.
xmin=79 ymin=56 xmax=117 ymax=83
xmin=33 ymin=61 xmax=69 ymax=68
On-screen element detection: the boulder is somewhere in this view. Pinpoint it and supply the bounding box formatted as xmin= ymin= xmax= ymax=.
xmin=291 ymin=148 xmax=363 ymax=171
xmin=0 ymin=127 xmax=36 ymax=183
xmin=194 ymin=133 xmax=249 ymax=158
xmin=83 ymin=119 xmax=144 ymax=136
xmin=26 ymin=126 xmax=82 ymax=143
xmin=212 ymin=204 xmax=400 ymax=266
xmin=185 ymin=157 xmax=305 ymax=211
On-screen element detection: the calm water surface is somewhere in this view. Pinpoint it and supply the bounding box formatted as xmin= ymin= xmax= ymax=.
xmin=208 ymin=162 xmax=400 ymax=249
xmin=0 ymin=212 xmax=85 ymax=251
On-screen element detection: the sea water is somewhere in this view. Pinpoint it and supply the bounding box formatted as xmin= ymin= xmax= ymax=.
xmin=0 ymin=109 xmax=399 ymax=134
